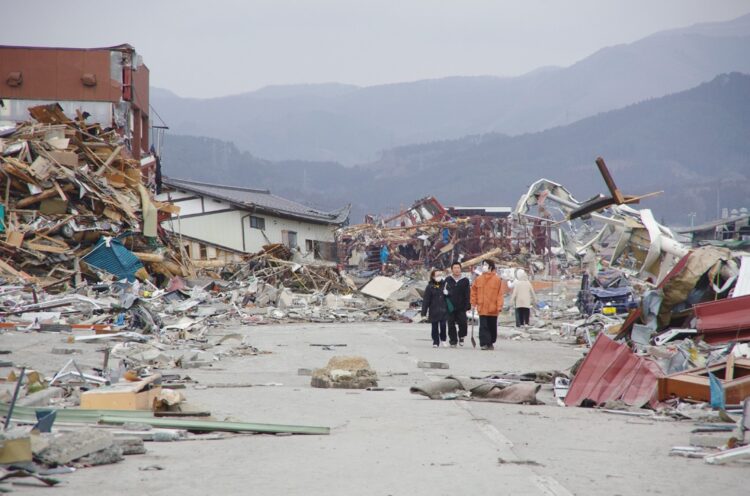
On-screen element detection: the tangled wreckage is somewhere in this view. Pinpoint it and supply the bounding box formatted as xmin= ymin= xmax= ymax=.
xmin=514 ymin=165 xmax=747 ymax=344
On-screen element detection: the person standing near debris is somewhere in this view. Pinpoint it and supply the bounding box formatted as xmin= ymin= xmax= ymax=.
xmin=446 ymin=262 xmax=471 ymax=347
xmin=510 ymin=269 xmax=536 ymax=327
xmin=581 ymin=247 xmax=598 ymax=281
xmin=422 ymin=269 xmax=449 ymax=348
xmin=470 ymin=260 xmax=506 ymax=350
xmin=380 ymin=244 xmax=389 ymax=273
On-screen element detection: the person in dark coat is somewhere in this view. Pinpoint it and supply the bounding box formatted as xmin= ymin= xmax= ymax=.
xmin=422 ymin=268 xmax=449 ymax=347
xmin=445 ymin=262 xmax=471 ymax=347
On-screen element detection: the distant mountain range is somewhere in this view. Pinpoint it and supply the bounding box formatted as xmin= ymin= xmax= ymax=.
xmin=153 ymin=13 xmax=750 ymax=165
xmin=162 ymin=73 xmax=750 ymax=225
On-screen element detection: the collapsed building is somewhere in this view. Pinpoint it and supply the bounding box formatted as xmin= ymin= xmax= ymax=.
xmin=513 ymin=169 xmax=748 ymax=343
xmin=0 ymin=44 xmax=153 ymax=163
xmin=337 ymin=196 xmax=555 ymax=275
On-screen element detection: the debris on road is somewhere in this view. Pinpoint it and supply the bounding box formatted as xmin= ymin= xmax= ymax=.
xmin=311 ymin=356 xmax=378 ymax=389
xmin=410 ymin=376 xmax=541 ymax=404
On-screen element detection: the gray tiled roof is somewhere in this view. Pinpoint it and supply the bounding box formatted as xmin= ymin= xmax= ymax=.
xmin=164 ymin=177 xmax=350 ymax=225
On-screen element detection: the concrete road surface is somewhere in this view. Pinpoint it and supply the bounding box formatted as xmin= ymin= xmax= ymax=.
xmin=1 ymin=322 xmax=746 ymax=495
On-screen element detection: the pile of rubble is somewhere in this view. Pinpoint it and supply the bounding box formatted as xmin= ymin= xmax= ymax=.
xmin=337 ymin=196 xmax=554 ymax=276
xmin=491 ymin=159 xmax=750 ymax=465
xmin=0 ymin=103 xmax=189 ymax=289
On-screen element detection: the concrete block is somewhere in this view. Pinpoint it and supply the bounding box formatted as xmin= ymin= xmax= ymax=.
xmin=30 ymin=432 xmax=54 ymax=455
xmin=277 ymin=290 xmax=295 ymax=309
xmin=114 ymin=436 xmax=146 ymax=455
xmin=551 ymin=335 xmax=578 ymax=345
xmin=417 ymin=361 xmax=449 ymax=369
xmin=0 ymin=429 xmax=32 ymax=464
xmin=385 ymin=299 xmax=410 ymax=311
xmin=311 ymin=356 xmax=378 ymax=389
xmin=17 ymin=386 xmax=65 ymax=407
xmin=689 ymin=433 xmax=730 ymax=448
xmin=76 ymin=444 xmax=124 ymax=466
xmin=360 ymin=276 xmax=403 ymax=300
xmin=181 ymin=360 xmax=213 ymax=369
xmin=38 ymin=428 xmax=115 ymax=465
xmin=324 ymin=293 xmax=342 ymax=308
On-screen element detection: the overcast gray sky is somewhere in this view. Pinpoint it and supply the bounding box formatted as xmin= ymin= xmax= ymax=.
xmin=2 ymin=0 xmax=749 ymax=98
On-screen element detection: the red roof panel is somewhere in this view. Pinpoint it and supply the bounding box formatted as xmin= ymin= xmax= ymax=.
xmin=565 ymin=334 xmax=664 ymax=408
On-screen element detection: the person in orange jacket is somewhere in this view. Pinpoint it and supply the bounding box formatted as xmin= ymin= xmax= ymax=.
xmin=470 ymin=259 xmax=506 ymax=350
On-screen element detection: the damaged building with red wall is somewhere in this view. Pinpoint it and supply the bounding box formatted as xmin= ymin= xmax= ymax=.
xmin=0 ymin=43 xmax=154 ymax=178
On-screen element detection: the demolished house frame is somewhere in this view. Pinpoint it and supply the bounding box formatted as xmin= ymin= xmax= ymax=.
xmin=337 ymin=196 xmax=557 ymax=273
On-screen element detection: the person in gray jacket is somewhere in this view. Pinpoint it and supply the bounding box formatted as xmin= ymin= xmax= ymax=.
xmin=509 ymin=269 xmax=537 ymax=327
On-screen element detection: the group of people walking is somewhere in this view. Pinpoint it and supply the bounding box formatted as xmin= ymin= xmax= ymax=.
xmin=421 ymin=260 xmax=536 ymax=350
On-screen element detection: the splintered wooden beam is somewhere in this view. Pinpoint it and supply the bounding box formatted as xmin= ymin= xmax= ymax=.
xmin=16 ymin=184 xmax=75 ymax=208
xmin=595 ymin=157 xmax=625 ymax=204
xmin=620 ymin=191 xmax=664 ymax=205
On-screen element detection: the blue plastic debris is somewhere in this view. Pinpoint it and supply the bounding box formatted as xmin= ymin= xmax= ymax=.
xmin=708 ymin=370 xmax=725 ymax=410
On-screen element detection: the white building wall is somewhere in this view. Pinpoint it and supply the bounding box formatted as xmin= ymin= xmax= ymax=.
xmin=170 ymin=210 xmax=246 ymax=251
xmin=156 ymin=190 xmax=337 ymax=255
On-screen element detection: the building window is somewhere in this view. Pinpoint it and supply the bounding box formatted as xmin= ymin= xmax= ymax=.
xmin=282 ymin=230 xmax=298 ymax=249
xmin=199 ymin=244 xmax=208 ymax=260
xmin=305 ymin=239 xmax=314 ymax=253
xmin=249 ymin=215 xmax=266 ymax=230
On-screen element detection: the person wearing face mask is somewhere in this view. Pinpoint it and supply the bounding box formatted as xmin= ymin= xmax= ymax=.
xmin=470 ymin=259 xmax=506 ymax=350
xmin=445 ymin=262 xmax=471 ymax=347
xmin=421 ymin=268 xmax=449 ymax=348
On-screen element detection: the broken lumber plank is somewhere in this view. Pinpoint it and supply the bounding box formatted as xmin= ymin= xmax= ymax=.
xmin=595 ymin=157 xmax=625 ymax=204
xmin=101 ymin=145 xmax=123 ymax=169
xmin=52 ymin=180 xmax=68 ymax=201
xmin=0 ymin=259 xmax=29 ymax=279
xmin=460 ymin=248 xmax=503 ymax=267
xmin=16 ymin=184 xmax=75 ymax=208
xmin=133 ymin=251 xmax=165 ymax=263
xmin=24 ymin=242 xmax=68 ymax=254
xmin=191 ymin=259 xmax=227 ymax=269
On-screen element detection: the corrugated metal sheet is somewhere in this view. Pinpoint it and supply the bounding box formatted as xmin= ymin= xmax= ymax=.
xmin=565 ymin=334 xmax=664 ymax=408
xmin=82 ymin=237 xmax=143 ymax=282
xmin=694 ymin=294 xmax=750 ymax=344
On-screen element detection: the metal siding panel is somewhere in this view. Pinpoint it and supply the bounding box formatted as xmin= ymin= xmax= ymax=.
xmin=0 ymin=48 xmax=116 ymax=102
xmin=565 ymin=334 xmax=663 ymax=408
xmin=695 ymin=294 xmax=750 ymax=343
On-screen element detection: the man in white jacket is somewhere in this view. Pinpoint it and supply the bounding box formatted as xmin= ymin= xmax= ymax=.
xmin=509 ymin=269 xmax=537 ymax=327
